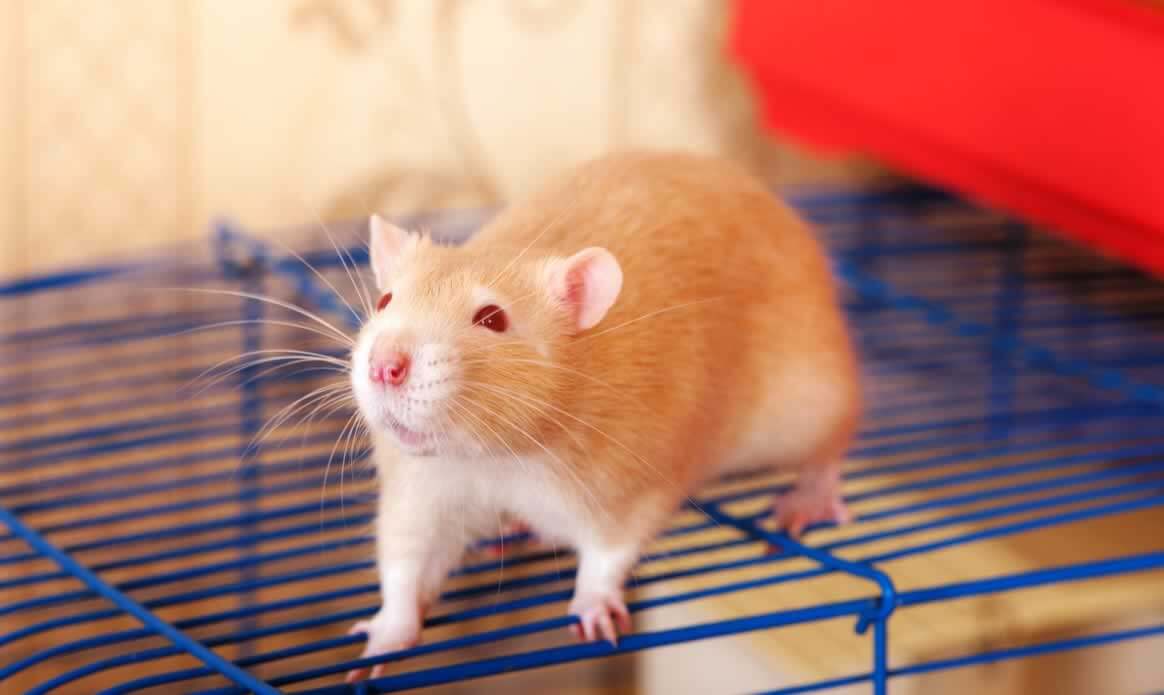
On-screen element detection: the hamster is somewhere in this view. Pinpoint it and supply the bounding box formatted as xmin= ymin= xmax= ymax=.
xmin=345 ymin=150 xmax=860 ymax=681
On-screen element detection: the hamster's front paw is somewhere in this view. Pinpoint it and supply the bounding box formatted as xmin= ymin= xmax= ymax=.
xmin=568 ymin=591 xmax=631 ymax=646
xmin=345 ymin=609 xmax=422 ymax=683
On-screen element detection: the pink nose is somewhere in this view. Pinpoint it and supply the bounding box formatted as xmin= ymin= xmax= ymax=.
xmin=370 ymin=351 xmax=410 ymax=387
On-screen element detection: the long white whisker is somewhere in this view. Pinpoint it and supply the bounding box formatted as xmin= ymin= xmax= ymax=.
xmin=165 ymin=318 xmax=355 ymax=347
xmin=458 ymin=386 xmax=605 ymax=522
xmin=299 ymin=394 xmax=356 ymax=453
xmin=466 ymin=380 xmax=719 ymax=530
xmin=329 ymin=411 xmax=363 ymax=522
xmin=439 ymin=401 xmax=490 ymax=560
xmin=200 ymin=346 xmax=346 ymax=379
xmin=165 ymin=287 xmax=353 ymax=346
xmin=266 ymin=231 xmax=365 ymax=326
xmin=230 ymin=386 xmax=341 ymax=474
xmin=340 ymin=411 xmax=360 ymax=521
xmin=260 ymin=391 xmax=353 ymax=456
xmin=189 ymin=353 xmax=348 ymax=395
xmin=450 ymin=396 xmax=584 ymax=573
xmin=318 ymin=406 xmax=352 ymax=520
xmin=186 ymin=355 xmax=348 ymax=397
xmin=445 ymin=285 xmax=546 ymax=346
xmin=316 ymin=214 xmax=376 ymax=320
xmin=199 ymin=348 xmax=349 ymax=376
xmin=251 ymin=382 xmax=352 ymax=453
xmin=342 ymin=410 xmax=368 ymax=520
xmin=216 ymin=353 xmax=348 ymax=374
xmin=457 ymin=339 xmax=533 ymax=360
xmin=183 ymin=364 xmax=344 ymax=407
xmin=259 ymin=381 xmax=350 ymax=436
xmin=460 ymin=356 xmax=644 ymax=408
xmin=486 ymin=203 xmax=574 ymax=289
xmin=230 ymin=362 xmax=350 ymax=391
xmin=495 ymin=506 xmax=505 ymax=598
xmin=462 ymin=380 xmax=587 ymax=451
xmin=442 ymin=399 xmax=510 ymax=591
xmin=313 ymin=400 xmax=359 ymax=521
xmin=450 ymin=397 xmax=536 ymax=483
xmin=577 ymin=297 xmax=726 ymax=344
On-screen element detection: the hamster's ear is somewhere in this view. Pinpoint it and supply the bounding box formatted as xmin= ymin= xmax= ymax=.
xmin=546 ymin=247 xmax=623 ymax=333
xmin=369 ymin=215 xmax=414 ymax=288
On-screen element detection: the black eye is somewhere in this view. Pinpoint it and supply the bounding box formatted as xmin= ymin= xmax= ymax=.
xmin=473 ymin=304 xmax=508 ymax=332
xmin=376 ymin=292 xmax=393 ymax=311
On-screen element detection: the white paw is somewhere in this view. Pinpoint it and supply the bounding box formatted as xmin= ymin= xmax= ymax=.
xmin=345 ymin=608 xmax=422 ymax=683
xmin=568 ymin=591 xmax=631 ymax=646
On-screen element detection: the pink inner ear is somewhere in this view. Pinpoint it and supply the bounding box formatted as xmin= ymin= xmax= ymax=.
xmin=555 ymin=247 xmax=622 ymax=333
xmin=563 ymin=269 xmax=585 ymax=308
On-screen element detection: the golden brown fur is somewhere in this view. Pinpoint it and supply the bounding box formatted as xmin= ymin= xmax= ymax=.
xmin=460 ymin=150 xmax=860 ymax=540
xmin=347 ymin=150 xmax=860 ymax=674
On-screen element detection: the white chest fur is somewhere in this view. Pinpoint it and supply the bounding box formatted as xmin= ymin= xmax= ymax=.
xmin=378 ymin=448 xmax=598 ymax=550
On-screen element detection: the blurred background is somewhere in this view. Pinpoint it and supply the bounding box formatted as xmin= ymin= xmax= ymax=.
xmin=0 ymin=0 xmax=881 ymax=277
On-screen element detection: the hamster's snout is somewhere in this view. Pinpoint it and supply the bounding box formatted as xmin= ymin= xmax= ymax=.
xmin=370 ymin=347 xmax=410 ymax=388
xmin=353 ymin=331 xmax=462 ymax=455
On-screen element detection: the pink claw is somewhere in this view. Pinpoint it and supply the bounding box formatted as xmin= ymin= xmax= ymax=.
xmin=569 ymin=594 xmax=631 ymax=646
xmin=344 ymin=615 xmax=420 ymax=684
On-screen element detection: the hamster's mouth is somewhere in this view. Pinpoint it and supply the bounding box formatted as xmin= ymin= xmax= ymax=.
xmin=383 ymin=413 xmax=436 ymax=453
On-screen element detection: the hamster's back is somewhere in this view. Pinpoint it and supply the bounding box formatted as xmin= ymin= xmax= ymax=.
xmin=476 ymin=151 xmax=839 ymax=311
xmin=473 ymin=150 xmax=860 ymax=486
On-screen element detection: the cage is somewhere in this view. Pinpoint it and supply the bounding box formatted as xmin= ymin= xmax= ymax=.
xmin=3 ymin=184 xmax=1164 ymax=694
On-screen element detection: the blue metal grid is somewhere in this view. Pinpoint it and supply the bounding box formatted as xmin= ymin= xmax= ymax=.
xmin=3 ymin=185 xmax=1164 ymax=693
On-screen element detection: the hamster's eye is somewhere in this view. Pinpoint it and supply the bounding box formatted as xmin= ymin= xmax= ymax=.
xmin=376 ymin=292 xmax=393 ymax=311
xmin=473 ymin=304 xmax=508 ymax=333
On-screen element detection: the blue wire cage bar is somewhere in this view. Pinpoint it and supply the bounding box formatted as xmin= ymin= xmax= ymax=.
xmin=3 ymin=185 xmax=1164 ymax=693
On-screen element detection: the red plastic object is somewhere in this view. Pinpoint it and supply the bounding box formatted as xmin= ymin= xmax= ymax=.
xmin=730 ymin=0 xmax=1164 ymax=275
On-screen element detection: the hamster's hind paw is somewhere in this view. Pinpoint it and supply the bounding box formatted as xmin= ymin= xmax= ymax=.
xmin=770 ymin=485 xmax=851 ymax=541
xmin=345 ymin=611 xmax=421 ymax=683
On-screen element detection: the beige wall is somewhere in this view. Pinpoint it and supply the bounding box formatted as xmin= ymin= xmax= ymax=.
xmin=1 ymin=0 xmax=771 ymax=276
